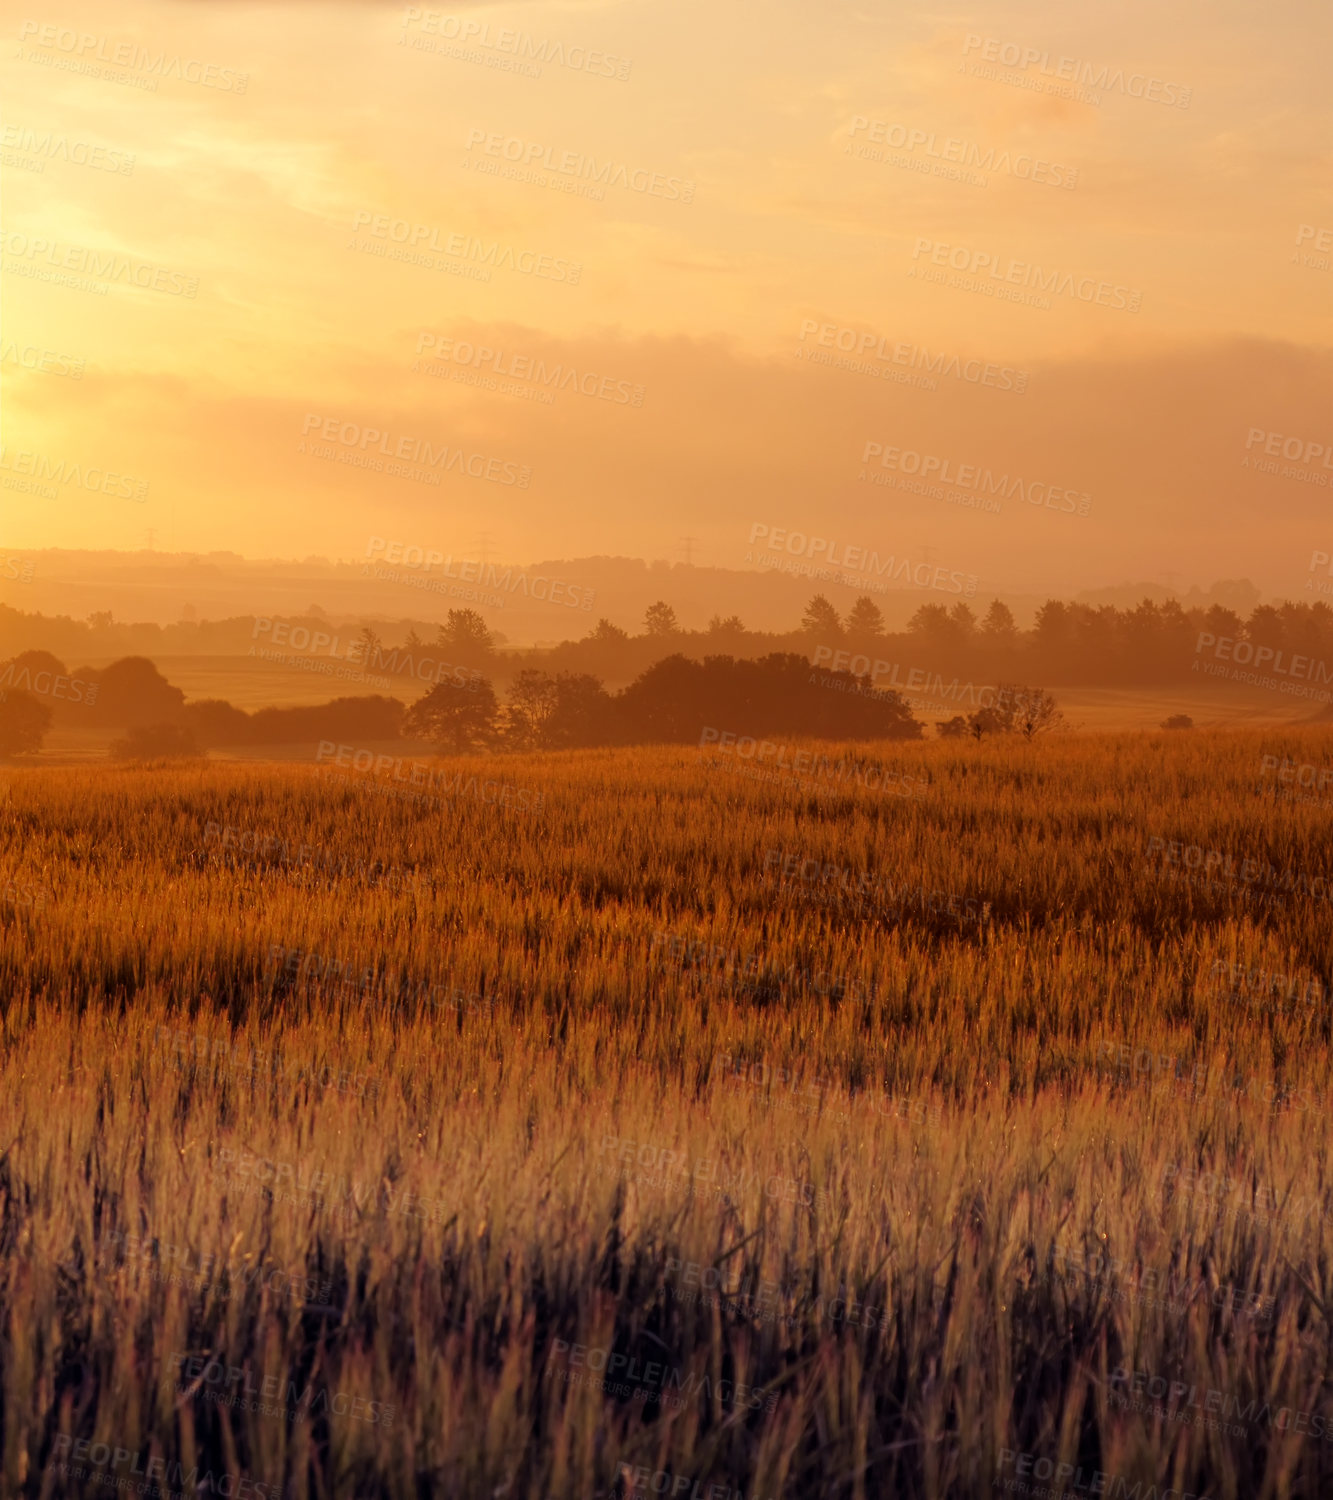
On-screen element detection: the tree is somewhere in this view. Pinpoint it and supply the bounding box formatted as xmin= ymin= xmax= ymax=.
xmin=1032 ymin=599 xmax=1072 ymax=652
xmin=0 ymin=689 xmax=52 ymax=757
xmin=405 ymin=676 xmax=498 ymax=752
xmin=355 ymin=625 xmax=383 ymax=670
xmin=845 ymin=597 xmax=885 ymax=643
xmin=544 ymin=673 xmax=620 ymax=747
xmin=643 ymin=601 xmax=680 ymax=637
xmin=706 ymin=614 xmax=747 ymax=640
xmin=81 ymin=657 xmax=184 ymax=727
xmin=800 ymin=595 xmax=841 ymax=640
xmin=965 ymin=706 xmax=1004 ymax=741
xmin=1201 ymin=604 xmax=1241 ymax=643
xmin=588 ymin=617 xmax=630 ymax=644
xmin=990 ymin=684 xmax=1066 ymax=741
xmin=1161 ymin=713 xmax=1194 ymax=730
xmin=936 ymin=715 xmax=969 ymax=739
xmin=404 ymin=627 xmax=426 ymax=652
xmin=981 ymin=600 xmax=1018 ymax=640
xmin=906 ymin=603 xmax=957 ymax=647
xmin=505 ymin=669 xmax=560 ymax=749
xmin=436 ymin=609 xmax=496 ymax=660
xmin=509 ymin=671 xmax=621 ymax=748
xmin=1246 ymin=604 xmax=1286 ymax=653
xmin=949 ymin=602 xmax=978 ymax=637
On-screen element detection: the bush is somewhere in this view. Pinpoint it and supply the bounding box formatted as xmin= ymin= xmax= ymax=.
xmin=1161 ymin=713 xmax=1194 ymax=730
xmin=110 ymin=723 xmax=201 ymax=760
xmin=182 ymin=699 xmax=255 ymax=747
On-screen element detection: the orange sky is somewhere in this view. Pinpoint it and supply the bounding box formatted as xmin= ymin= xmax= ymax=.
xmin=2 ymin=0 xmax=1331 ymax=596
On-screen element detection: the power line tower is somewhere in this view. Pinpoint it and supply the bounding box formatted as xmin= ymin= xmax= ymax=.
xmin=472 ymin=530 xmax=495 ymax=565
xmin=678 ymin=535 xmax=701 ymax=567
xmin=142 ymin=528 xmax=157 ymax=551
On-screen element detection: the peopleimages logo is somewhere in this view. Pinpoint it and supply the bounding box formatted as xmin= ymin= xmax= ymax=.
xmin=961 ymin=34 xmax=1192 ymax=109
xmin=414 ymin=333 xmax=644 ymax=406
xmin=1 ymin=123 xmax=135 ymax=173
xmin=350 ymin=210 xmax=582 ymax=285
xmin=48 ymin=1436 xmax=277 ymax=1498
xmin=364 ymin=537 xmax=596 ymax=610
xmin=464 ymin=128 xmax=694 ymax=202
xmin=796 ymin=318 xmax=1029 ymax=393
xmin=848 ymin=117 xmax=1078 ymax=189
xmin=16 ymin=21 xmax=249 ymax=93
xmin=0 ymin=339 xmax=84 ymax=378
xmin=911 ymin=237 xmax=1142 ymax=312
xmin=1194 ymin=630 xmax=1333 ymax=685
xmin=860 ymin=442 xmax=1091 ymax=515
xmin=401 ymin=9 xmax=632 ymax=81
xmin=748 ymin=522 xmax=978 ymax=596
xmin=0 ymin=447 xmax=149 ymax=500
xmin=300 ymin=415 xmax=530 ymax=487
xmin=996 ymin=1447 xmax=1211 ymax=1499
xmin=1 ymin=233 xmax=199 ymax=297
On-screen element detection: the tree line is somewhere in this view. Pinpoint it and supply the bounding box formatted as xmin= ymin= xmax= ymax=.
xmin=1 ymin=585 xmax=1323 ymax=694
xmin=0 ymin=648 xmax=928 ymax=757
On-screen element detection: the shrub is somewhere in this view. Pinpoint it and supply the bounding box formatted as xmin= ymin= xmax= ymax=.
xmin=110 ymin=722 xmax=201 ymax=760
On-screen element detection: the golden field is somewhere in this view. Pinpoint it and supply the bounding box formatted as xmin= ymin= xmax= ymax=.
xmin=2 ymin=727 xmax=1332 ymax=1499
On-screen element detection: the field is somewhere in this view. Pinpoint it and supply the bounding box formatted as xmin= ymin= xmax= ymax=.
xmin=2 ymin=728 xmax=1333 ymax=1499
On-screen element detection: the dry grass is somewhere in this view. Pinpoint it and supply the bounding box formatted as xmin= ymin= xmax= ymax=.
xmin=2 ymin=727 xmax=1332 ymax=1498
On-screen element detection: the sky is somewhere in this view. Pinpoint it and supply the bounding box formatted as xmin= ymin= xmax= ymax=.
xmin=2 ymin=0 xmax=1331 ymax=598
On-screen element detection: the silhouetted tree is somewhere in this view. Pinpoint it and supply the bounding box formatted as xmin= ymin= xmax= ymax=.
xmin=406 ymin=676 xmax=498 ymax=751
xmin=966 ymin=706 xmax=1004 ymax=741
xmin=355 ymin=626 xmax=383 ymax=669
xmin=436 ymin=609 xmax=496 ymax=668
xmin=588 ymin=617 xmax=630 ymax=644
xmin=643 ymin=601 xmax=680 ymax=637
xmin=990 ymin=684 xmax=1066 ymax=740
xmin=81 ymin=657 xmax=185 ymax=727
xmin=1032 ymin=600 xmax=1072 ymax=654
xmin=981 ymin=600 xmax=1018 ymax=640
xmin=706 ymin=614 xmax=747 ymax=643
xmin=950 ymin=602 xmax=978 ymax=638
xmin=845 ymin=597 xmax=885 ymax=646
xmin=800 ymin=595 xmax=841 ymax=641
xmin=545 ymin=673 xmax=620 ymax=747
xmin=906 ymin=603 xmax=957 ymax=647
xmin=505 ymin=670 xmax=560 ymax=749
xmin=0 ymin=689 xmax=52 ymax=757
xmin=617 ymin=652 xmax=920 ymax=743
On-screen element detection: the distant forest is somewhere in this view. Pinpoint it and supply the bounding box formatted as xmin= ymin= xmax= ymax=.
xmin=1 ymin=586 xmax=1322 ymax=682
xmin=2 ymin=590 xmax=1329 ymax=755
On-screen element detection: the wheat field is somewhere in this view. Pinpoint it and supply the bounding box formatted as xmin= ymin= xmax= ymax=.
xmin=2 ymin=728 xmax=1332 ymax=1499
